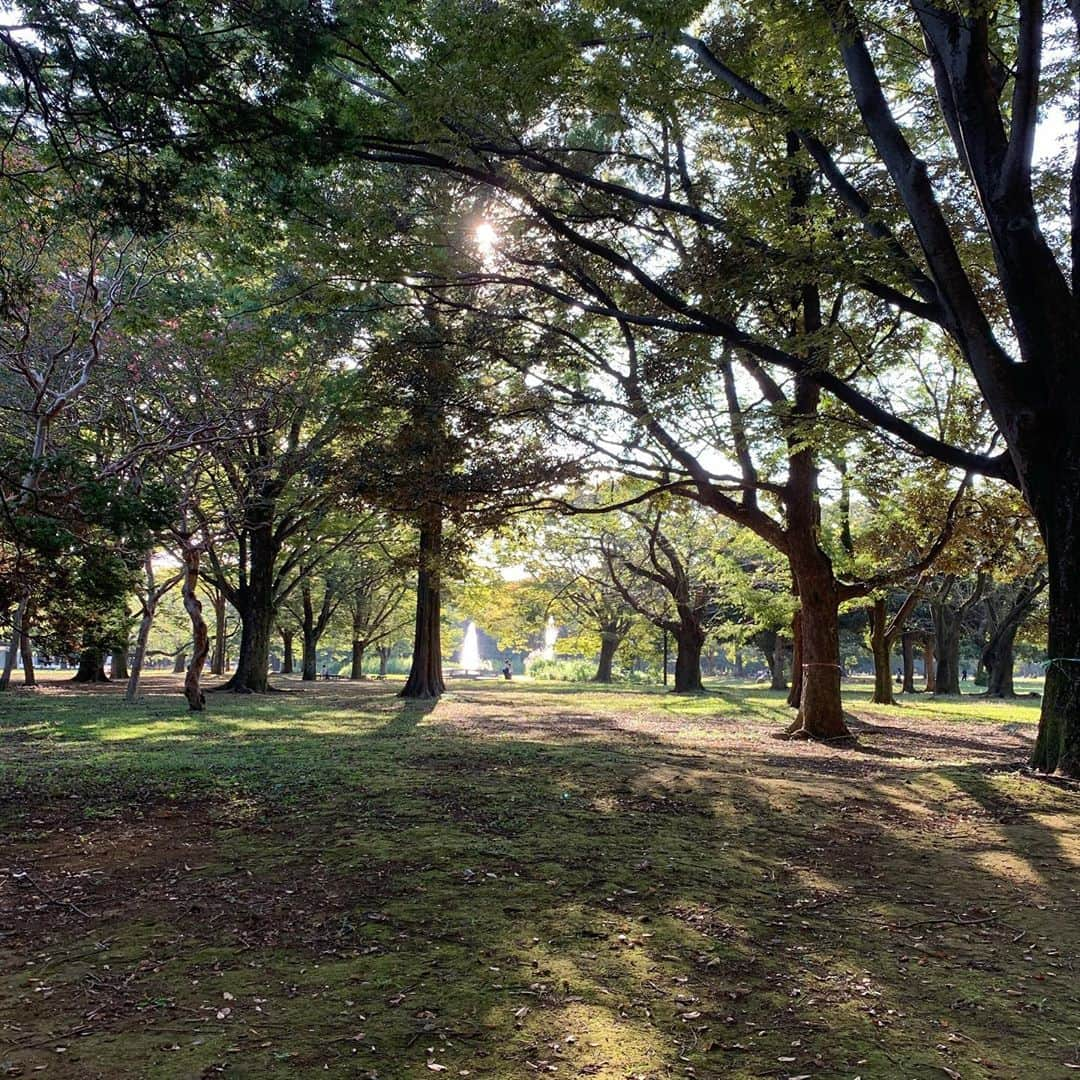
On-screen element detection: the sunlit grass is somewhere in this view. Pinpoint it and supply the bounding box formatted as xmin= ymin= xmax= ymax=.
xmin=0 ymin=676 xmax=1074 ymax=1079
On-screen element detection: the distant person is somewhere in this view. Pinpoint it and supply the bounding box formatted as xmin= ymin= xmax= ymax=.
xmin=322 ymin=665 xmax=330 ymax=680
xmin=895 ymin=669 xmax=902 ymax=684
xmin=961 ymin=668 xmax=969 ymax=682
xmin=502 ymin=661 xmax=512 ymax=680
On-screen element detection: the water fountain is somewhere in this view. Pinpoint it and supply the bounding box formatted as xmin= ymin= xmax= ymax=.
xmin=459 ymin=621 xmax=481 ymax=673
xmin=542 ymin=615 xmax=558 ymax=661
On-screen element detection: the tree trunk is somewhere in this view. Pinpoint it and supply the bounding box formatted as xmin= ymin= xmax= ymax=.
xmin=401 ymin=511 xmax=446 ymax=699
xmin=301 ymin=583 xmax=318 ymax=681
xmin=125 ymin=603 xmax=156 ymax=702
xmin=901 ymin=632 xmax=916 ymax=693
xmin=1032 ymin=523 xmax=1080 ymax=773
xmin=280 ymin=628 xmax=295 ymax=675
xmin=173 ymin=651 xmax=186 ymax=674
xmin=111 ymin=646 xmax=129 ymax=682
xmin=19 ymin=607 xmax=35 ymax=687
xmin=210 ymin=589 xmax=227 ymax=676
xmin=933 ymin=605 xmax=962 ymax=695
xmin=787 ymin=610 xmax=803 ymax=708
xmin=378 ymin=645 xmax=390 ymax=678
xmin=592 ymin=631 xmax=619 ymax=683
xmin=783 ymin=561 xmax=849 ymax=740
xmin=351 ymin=638 xmax=366 ymax=679
xmin=302 ymin=628 xmax=318 ymax=681
xmin=73 ymin=647 xmax=109 ymax=683
xmin=770 ymin=632 xmax=787 ymax=691
xmin=0 ymin=595 xmax=25 ymax=691
xmin=923 ymin=635 xmax=937 ymax=693
xmin=671 ymin=625 xmax=705 ymax=692
xmin=984 ymin=625 xmax=1018 ymax=698
xmin=224 ymin=594 xmax=275 ymax=693
xmin=868 ymin=598 xmax=894 ymax=705
xmin=181 ymin=545 xmax=210 ymax=712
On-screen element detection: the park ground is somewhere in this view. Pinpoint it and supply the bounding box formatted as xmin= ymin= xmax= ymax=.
xmin=1 ymin=675 xmax=1078 ymax=1079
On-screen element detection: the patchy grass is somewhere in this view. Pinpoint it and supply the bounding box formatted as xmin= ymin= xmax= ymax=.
xmin=1 ymin=673 xmax=1078 ymax=1079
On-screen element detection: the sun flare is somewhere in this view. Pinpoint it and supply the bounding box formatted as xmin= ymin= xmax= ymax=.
xmin=474 ymin=220 xmax=498 ymax=255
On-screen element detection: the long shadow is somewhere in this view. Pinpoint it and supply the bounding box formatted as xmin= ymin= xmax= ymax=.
xmin=2 ymin=685 xmax=1079 ymax=1078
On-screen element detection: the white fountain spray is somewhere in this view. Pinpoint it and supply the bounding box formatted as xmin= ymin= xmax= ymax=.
xmin=459 ymin=621 xmax=481 ymax=672
xmin=542 ymin=615 xmax=558 ymax=661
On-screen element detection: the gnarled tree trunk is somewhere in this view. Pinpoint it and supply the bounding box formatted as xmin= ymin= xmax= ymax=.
xmin=181 ymin=544 xmax=210 ymax=712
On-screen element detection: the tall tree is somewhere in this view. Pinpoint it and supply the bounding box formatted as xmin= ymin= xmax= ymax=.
xmin=353 ymin=287 xmax=576 ymax=699
xmin=310 ymin=1 xmax=1080 ymax=770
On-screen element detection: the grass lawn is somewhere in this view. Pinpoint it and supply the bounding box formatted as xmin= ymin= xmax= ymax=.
xmin=1 ymin=673 xmax=1078 ymax=1079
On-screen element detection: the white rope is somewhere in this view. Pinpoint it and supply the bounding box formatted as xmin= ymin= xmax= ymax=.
xmin=1039 ymin=657 xmax=1080 ymax=671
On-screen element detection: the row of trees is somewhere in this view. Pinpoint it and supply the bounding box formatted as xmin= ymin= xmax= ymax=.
xmin=1 ymin=2 xmax=1076 ymax=772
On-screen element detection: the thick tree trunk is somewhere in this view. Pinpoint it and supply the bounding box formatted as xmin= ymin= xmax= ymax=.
xmin=671 ymin=625 xmax=705 ymax=692
xmin=218 ymin=598 xmax=273 ymax=693
xmin=933 ymin=605 xmax=962 ymax=695
xmin=985 ymin=627 xmax=1018 ymax=698
xmin=868 ymin=598 xmax=894 ymax=705
xmin=302 ymin=628 xmax=318 ymax=681
xmin=181 ymin=545 xmax=210 ymax=712
xmin=378 ymin=645 xmax=390 ymax=678
xmin=1032 ymin=520 xmax=1080 ymax=773
xmin=783 ymin=561 xmax=849 ymax=740
xmin=280 ymin=628 xmax=295 ymax=675
xmin=901 ymin=632 xmax=916 ymax=693
xmin=210 ymin=590 xmax=227 ymax=676
xmin=401 ymin=511 xmax=446 ymax=699
xmin=923 ymin=635 xmax=937 ymax=693
xmin=173 ymin=651 xmax=186 ymax=674
xmin=592 ymin=631 xmax=619 ymax=683
xmin=217 ymin=511 xmax=276 ymax=693
xmin=111 ymin=647 xmax=129 ymax=682
xmin=73 ymin=647 xmax=109 ymax=683
xmin=351 ymin=638 xmax=366 ymax=679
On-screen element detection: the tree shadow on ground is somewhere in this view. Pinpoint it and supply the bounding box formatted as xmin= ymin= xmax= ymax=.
xmin=0 ymin=680 xmax=1075 ymax=1079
